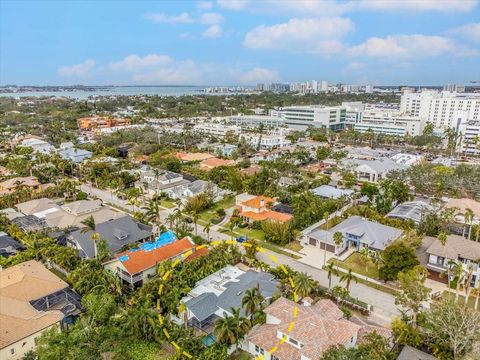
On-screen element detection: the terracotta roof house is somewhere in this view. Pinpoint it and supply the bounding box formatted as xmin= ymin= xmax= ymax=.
xmin=175 ymin=152 xmax=215 ymax=162
xmin=0 ymin=177 xmax=40 ymax=196
xmin=245 ymin=297 xmax=389 ymax=360
xmin=199 ymin=157 xmax=235 ymax=171
xmin=103 ymin=233 xmax=201 ymax=286
xmin=77 ymin=116 xmax=131 ymax=132
xmin=426 ymin=234 xmax=480 ymax=288
xmin=0 ymin=261 xmax=82 ymax=360
xmin=235 ymin=193 xmax=293 ymax=223
xmin=67 ymin=215 xmax=152 ymax=259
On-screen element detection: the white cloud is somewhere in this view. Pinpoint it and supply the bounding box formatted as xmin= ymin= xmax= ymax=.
xmin=197 ymin=1 xmax=213 ymax=9
xmin=239 ymin=67 xmax=279 ymax=84
xmin=218 ymin=0 xmax=478 ymax=14
xmin=110 ymin=54 xmax=173 ymax=71
xmin=244 ymin=17 xmax=353 ymax=55
xmin=58 ymin=59 xmax=96 ymax=77
xmin=199 ymin=12 xmax=224 ymax=25
xmin=358 ymin=0 xmax=478 ymax=12
xmin=217 ymin=0 xmax=249 ymax=10
xmin=132 ymin=60 xmax=203 ymax=84
xmin=347 ymin=34 xmax=474 ymax=58
xmin=203 ymin=25 xmax=223 ymax=38
xmin=144 ymin=12 xmax=194 ymax=24
xmin=449 ymin=23 xmax=480 ymax=42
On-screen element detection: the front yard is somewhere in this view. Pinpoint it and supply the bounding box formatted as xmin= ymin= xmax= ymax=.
xmin=328 ymin=252 xmax=380 ymax=279
xmin=442 ymin=291 xmax=479 ymax=311
xmin=199 ymin=196 xmax=235 ymax=223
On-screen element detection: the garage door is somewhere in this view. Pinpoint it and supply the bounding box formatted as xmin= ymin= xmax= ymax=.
xmin=309 ymin=238 xmax=317 ymax=246
xmin=319 ymin=242 xmax=335 ymax=253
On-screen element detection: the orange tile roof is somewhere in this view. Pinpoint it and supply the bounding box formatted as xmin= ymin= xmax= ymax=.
xmin=115 ymin=238 xmax=195 ymax=274
xmin=240 ymin=210 xmax=292 ymax=223
xmin=185 ymin=247 xmax=209 ymax=262
xmin=175 ymin=152 xmax=215 ymax=162
xmin=200 ymin=157 xmax=235 ymax=170
xmin=241 ymin=195 xmax=276 ymax=209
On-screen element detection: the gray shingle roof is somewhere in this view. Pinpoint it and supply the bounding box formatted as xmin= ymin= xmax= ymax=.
xmin=386 ymin=201 xmax=433 ymax=224
xmin=426 ymin=234 xmax=480 ymax=261
xmin=69 ymin=216 xmax=152 ymax=258
xmin=397 ymin=346 xmax=437 ymax=360
xmin=311 ymin=185 xmax=354 ymax=199
xmin=309 ymin=216 xmax=403 ymax=251
xmin=185 ymin=270 xmax=278 ymax=321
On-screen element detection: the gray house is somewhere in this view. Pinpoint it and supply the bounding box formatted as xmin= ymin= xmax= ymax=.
xmin=67 ymin=216 xmax=152 ymax=258
xmin=305 ymin=216 xmax=403 ymax=255
xmin=181 ymin=265 xmax=278 ymax=333
xmin=59 ymin=142 xmax=92 ymax=163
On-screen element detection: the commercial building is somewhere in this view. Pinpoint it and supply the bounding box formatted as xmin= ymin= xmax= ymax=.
xmin=0 ymin=261 xmax=82 ymax=359
xmin=273 ymin=105 xmax=346 ymax=131
xmin=458 ymin=120 xmax=480 ymax=156
xmin=400 ymin=90 xmax=480 ymax=130
xmin=227 ymin=115 xmax=285 ymax=128
xmin=354 ymin=110 xmax=424 ymax=136
xmin=342 ymin=101 xmax=364 ymax=128
xmin=193 ymin=123 xmax=241 ymax=137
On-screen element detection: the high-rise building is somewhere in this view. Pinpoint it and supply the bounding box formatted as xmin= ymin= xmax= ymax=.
xmin=400 ymin=90 xmax=480 ymax=130
xmin=458 ymin=120 xmax=480 ymax=156
xmin=320 ymin=80 xmax=328 ymax=92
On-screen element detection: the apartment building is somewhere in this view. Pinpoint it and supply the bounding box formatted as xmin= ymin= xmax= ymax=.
xmin=227 ymin=115 xmax=285 ymax=128
xmin=400 ymin=90 xmax=480 ymax=130
xmin=354 ymin=110 xmax=424 ymax=136
xmin=240 ymin=131 xmax=291 ymax=150
xmin=193 ymin=122 xmax=241 ymax=137
xmin=458 ymin=120 xmax=480 ymax=156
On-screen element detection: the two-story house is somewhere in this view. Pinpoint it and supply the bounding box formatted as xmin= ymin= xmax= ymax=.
xmin=235 ymin=193 xmax=293 ymax=224
xmin=245 ymin=297 xmax=390 ymax=360
xmin=426 ymin=234 xmax=480 ymax=288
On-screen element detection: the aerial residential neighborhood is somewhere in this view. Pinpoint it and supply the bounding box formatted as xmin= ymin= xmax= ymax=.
xmin=1 ymin=1 xmax=480 ymax=360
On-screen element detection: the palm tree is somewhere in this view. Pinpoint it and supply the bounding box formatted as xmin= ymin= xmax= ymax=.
xmin=204 ymin=221 xmax=212 ymax=241
xmin=166 ymin=213 xmax=175 ymax=230
xmin=214 ymin=308 xmax=250 ymax=352
xmin=293 ymin=272 xmax=316 ymax=300
xmin=464 ymin=208 xmax=474 ymax=241
xmin=340 ymin=268 xmax=358 ymax=291
xmin=359 ymin=247 xmax=370 ymax=274
xmin=177 ymin=302 xmax=188 ymax=330
xmin=323 ymin=211 xmax=330 ymax=230
xmin=142 ymin=199 xmax=162 ymax=236
xmin=463 ymin=264 xmax=474 ymax=306
xmin=325 ymin=262 xmax=338 ymax=289
xmin=241 ymin=287 xmax=263 ymax=320
xmin=228 ymin=221 xmax=235 ymax=241
xmin=452 ymin=261 xmax=464 ymax=303
xmin=80 ymin=215 xmax=100 ymax=258
xmin=192 ymin=212 xmax=199 ymax=235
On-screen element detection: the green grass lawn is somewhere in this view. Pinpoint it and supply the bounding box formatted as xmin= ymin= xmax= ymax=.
xmin=160 ymin=200 xmax=177 ymax=209
xmin=442 ymin=291 xmax=479 ymax=311
xmin=329 ymin=252 xmax=380 ymax=279
xmin=199 ymin=196 xmax=235 ymax=223
xmin=285 ymin=241 xmax=304 ymax=252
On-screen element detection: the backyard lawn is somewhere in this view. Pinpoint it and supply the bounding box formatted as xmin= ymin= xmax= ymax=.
xmin=329 ymin=252 xmax=380 ymax=279
xmin=319 ymin=215 xmax=343 ymax=230
xmin=229 ymin=350 xmax=252 ymax=360
xmin=160 ymin=200 xmax=177 ymax=209
xmin=285 ymin=241 xmax=304 ymax=252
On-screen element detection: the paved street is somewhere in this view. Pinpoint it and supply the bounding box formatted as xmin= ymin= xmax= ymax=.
xmin=82 ymin=182 xmax=399 ymax=326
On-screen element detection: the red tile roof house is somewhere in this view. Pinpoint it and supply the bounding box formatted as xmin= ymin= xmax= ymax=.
xmin=103 ymin=237 xmax=205 ymax=286
xmin=199 ymin=157 xmax=235 ymax=171
xmin=244 ymin=297 xmax=390 ymax=360
xmin=235 ymin=193 xmax=293 ymax=224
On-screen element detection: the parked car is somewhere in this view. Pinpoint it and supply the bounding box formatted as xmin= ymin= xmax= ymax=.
xmin=236 ymin=235 xmax=248 ymax=243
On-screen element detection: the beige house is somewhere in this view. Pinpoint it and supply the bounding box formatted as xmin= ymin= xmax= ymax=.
xmin=0 ymin=261 xmax=81 ymax=359
xmin=0 ymin=177 xmax=40 ymax=196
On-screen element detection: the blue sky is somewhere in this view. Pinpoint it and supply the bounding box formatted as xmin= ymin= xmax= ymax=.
xmin=1 ymin=0 xmax=479 ymax=86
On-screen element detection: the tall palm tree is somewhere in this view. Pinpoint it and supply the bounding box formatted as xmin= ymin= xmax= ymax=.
xmin=80 ymin=215 xmax=100 ymax=258
xmin=359 ymin=247 xmax=370 ymax=274
xmin=293 ymin=272 xmax=316 ymax=300
xmin=463 ymin=264 xmax=474 ymax=306
xmin=323 ymin=211 xmax=330 ymax=230
xmin=204 ymin=221 xmax=212 ymax=241
xmin=166 ymin=213 xmax=176 ymax=230
xmin=464 ymin=208 xmax=474 ymax=241
xmin=325 ymin=262 xmax=338 ymax=289
xmin=228 ymin=221 xmax=235 ymax=241
xmin=192 ymin=212 xmax=199 ymax=235
xmin=214 ymin=308 xmax=250 ymax=351
xmin=452 ymin=261 xmax=464 ymax=303
xmin=340 ymin=268 xmax=358 ymax=291
xmin=142 ymin=199 xmax=162 ymax=236
xmin=241 ymin=287 xmax=264 ymax=320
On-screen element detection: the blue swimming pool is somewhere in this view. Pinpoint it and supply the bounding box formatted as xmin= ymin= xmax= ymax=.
xmin=202 ymin=334 xmax=216 ymax=347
